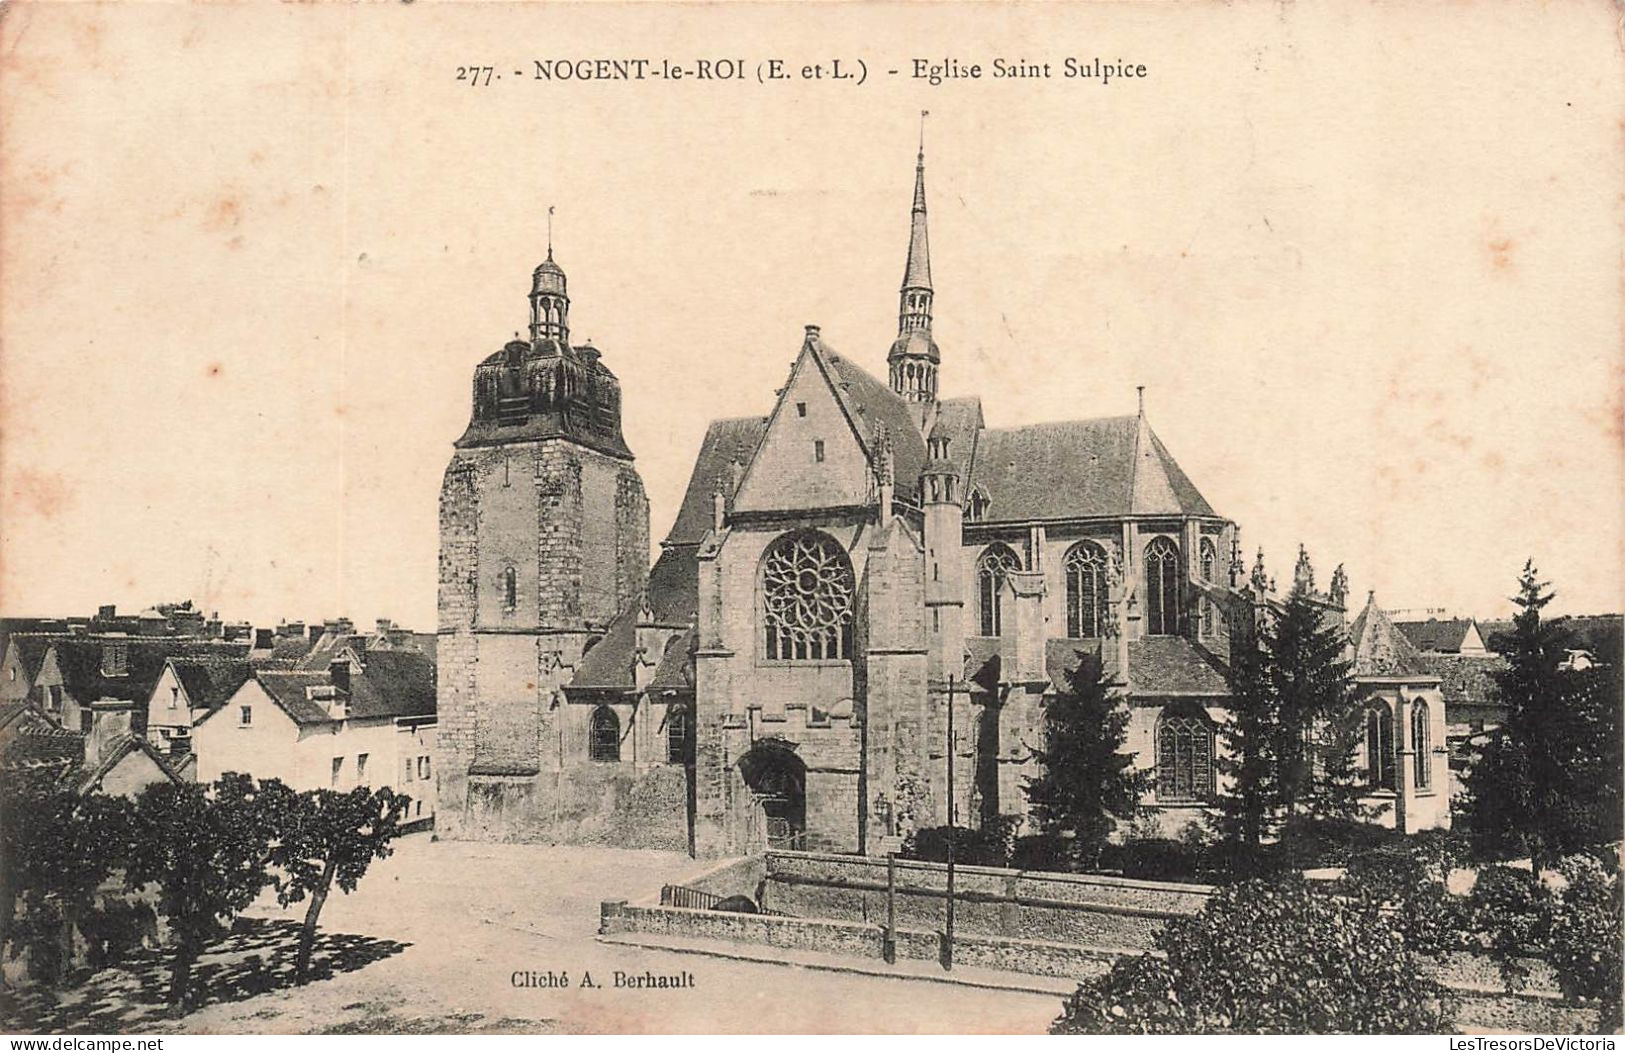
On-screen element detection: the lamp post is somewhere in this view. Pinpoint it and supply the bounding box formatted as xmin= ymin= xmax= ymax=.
xmin=943 ymin=673 xmax=956 ymax=971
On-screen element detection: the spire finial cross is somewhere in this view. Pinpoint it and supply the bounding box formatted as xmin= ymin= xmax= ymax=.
xmin=918 ymin=110 xmax=929 ymax=163
xmin=1137 ymin=385 xmax=1146 ymax=416
xmin=547 ymin=205 xmax=555 ymax=260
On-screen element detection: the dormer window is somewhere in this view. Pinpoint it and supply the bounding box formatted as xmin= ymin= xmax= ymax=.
xmin=966 ymin=488 xmax=990 ymax=523
xmin=101 ymin=641 xmax=129 ymax=677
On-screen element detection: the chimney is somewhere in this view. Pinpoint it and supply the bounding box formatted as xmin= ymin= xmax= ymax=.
xmin=376 ymin=618 xmax=393 ymax=636
xmin=254 ymin=627 xmax=274 ymax=650
xmin=308 ymin=624 xmax=323 ymax=644
xmin=89 ymin=698 xmax=135 ymax=765
xmin=330 ymin=658 xmax=351 ymax=695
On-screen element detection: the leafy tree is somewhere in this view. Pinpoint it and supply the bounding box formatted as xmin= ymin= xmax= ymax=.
xmin=0 ymin=772 xmax=133 ymax=985
xmin=1463 ymin=561 xmax=1619 ymax=867
xmin=1543 ymin=853 xmax=1623 ymax=1031
xmin=271 ymin=785 xmax=408 ymax=983
xmin=1053 ymin=876 xmax=1456 ymax=1034
xmin=125 ymin=774 xmax=284 ymax=1013
xmin=1024 ymin=651 xmax=1150 ymax=869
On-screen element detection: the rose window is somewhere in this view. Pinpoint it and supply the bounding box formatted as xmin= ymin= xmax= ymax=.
xmin=762 ymin=532 xmax=854 ymax=660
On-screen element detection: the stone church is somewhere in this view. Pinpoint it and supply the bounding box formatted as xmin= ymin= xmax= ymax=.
xmin=436 ymin=147 xmax=1449 ymax=855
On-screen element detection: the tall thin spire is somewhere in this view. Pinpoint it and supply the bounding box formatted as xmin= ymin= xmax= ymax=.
xmin=889 ymin=114 xmax=940 ymax=405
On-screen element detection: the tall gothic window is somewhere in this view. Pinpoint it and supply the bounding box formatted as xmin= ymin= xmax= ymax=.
xmin=1144 ymin=536 xmax=1181 ymax=636
xmin=1156 ymin=705 xmax=1214 ymax=803
xmin=1199 ymin=538 xmax=1217 ymax=637
xmin=666 ymin=705 xmax=691 ymax=765
xmin=762 ymin=531 xmax=855 ymax=660
xmin=976 ymin=544 xmax=1021 ymax=637
xmin=502 ymin=566 xmax=518 ymax=611
xmin=589 ymin=705 xmax=620 ymax=762
xmin=1064 ymin=541 xmax=1109 ymax=638
xmin=1411 ymin=699 xmax=1431 ymax=790
xmin=1366 ymin=702 xmax=1395 ymax=791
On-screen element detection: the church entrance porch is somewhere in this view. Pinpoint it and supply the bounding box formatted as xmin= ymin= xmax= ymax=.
xmin=739 ymin=742 xmax=806 ymax=851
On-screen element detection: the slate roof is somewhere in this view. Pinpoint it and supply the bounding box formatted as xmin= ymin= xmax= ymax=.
xmin=1127 ymin=637 xmax=1232 ymax=696
xmin=568 ymin=611 xmax=639 ymax=691
xmin=244 ymin=649 xmax=436 ymax=727
xmin=649 ymin=628 xmax=696 ymax=692
xmin=966 ymin=415 xmax=1216 ymax=524
xmin=1418 ymin=653 xmax=1505 ymax=707
xmin=817 ymin=341 xmax=929 ymax=501
xmin=76 ymin=734 xmax=184 ymax=795
xmin=170 ymin=657 xmax=254 ymax=715
xmin=1394 ymin=618 xmax=1478 ymax=653
xmin=49 ymin=638 xmax=250 ymax=705
xmin=664 ymin=416 xmax=766 ymax=546
xmin=1349 ymin=597 xmax=1436 ymax=679
xmin=5 ymin=634 xmax=56 ymax=684
xmin=648 ymin=545 xmax=700 ymax=626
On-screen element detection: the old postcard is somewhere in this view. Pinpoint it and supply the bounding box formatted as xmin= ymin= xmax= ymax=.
xmin=1 ymin=0 xmax=1621 ymax=1038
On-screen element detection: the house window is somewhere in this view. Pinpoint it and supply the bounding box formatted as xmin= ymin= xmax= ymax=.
xmin=419 ymin=755 xmax=431 ymax=779
xmin=403 ymin=757 xmax=414 ymax=782
xmin=1156 ymin=706 xmax=1214 ymax=803
xmin=239 ymin=705 xmax=253 ymax=726
xmin=666 ymin=706 xmax=690 ymax=764
xmin=170 ymin=686 xmax=181 ymax=710
xmin=762 ymin=530 xmax=855 ymax=660
xmin=357 ymin=753 xmax=369 ymax=783
xmin=1064 ymin=541 xmax=1109 ymax=638
xmin=1411 ymin=700 xmax=1431 ymax=790
xmin=589 ymin=706 xmax=621 ymax=762
xmin=1144 ymin=536 xmax=1182 ymax=636
xmin=976 ymin=544 xmax=1021 ymax=637
xmin=814 ymin=440 xmax=825 ymax=463
xmin=331 ymin=756 xmax=344 ymax=787
xmin=1200 ymin=538 xmax=1218 ymax=637
xmin=796 ymin=402 xmax=807 ymax=417
xmin=1365 ymin=702 xmax=1395 ymax=791
xmin=502 ymin=566 xmax=518 ymax=611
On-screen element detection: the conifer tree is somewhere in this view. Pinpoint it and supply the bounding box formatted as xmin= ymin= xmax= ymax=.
xmin=1217 ymin=608 xmax=1277 ymax=853
xmin=1265 ymin=565 xmax=1359 ymax=821
xmin=1025 ymin=650 xmax=1150 ymax=868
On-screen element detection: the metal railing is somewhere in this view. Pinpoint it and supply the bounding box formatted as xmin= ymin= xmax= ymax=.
xmin=659 ymin=883 xmax=791 ymax=916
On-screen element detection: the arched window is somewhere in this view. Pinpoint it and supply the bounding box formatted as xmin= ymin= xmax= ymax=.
xmin=1411 ymin=699 xmax=1430 ymax=790
xmin=589 ymin=705 xmax=620 ymax=763
xmin=502 ymin=566 xmax=518 ymax=611
xmin=1199 ymin=538 xmax=1217 ymax=637
xmin=1156 ymin=706 xmax=1214 ymax=803
xmin=666 ymin=705 xmax=690 ymax=765
xmin=966 ymin=488 xmax=990 ymax=523
xmin=762 ymin=531 xmax=855 ymax=660
xmin=1365 ymin=702 xmax=1395 ymax=791
xmin=1144 ymin=536 xmax=1181 ymax=636
xmin=1064 ymin=541 xmax=1109 ymax=638
xmin=976 ymin=544 xmax=1021 ymax=637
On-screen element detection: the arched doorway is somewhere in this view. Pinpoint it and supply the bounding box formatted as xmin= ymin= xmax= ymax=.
xmin=739 ymin=743 xmax=806 ymax=850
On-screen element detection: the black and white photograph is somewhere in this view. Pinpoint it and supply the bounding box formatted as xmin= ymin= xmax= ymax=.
xmin=0 ymin=0 xmax=1621 ymax=1039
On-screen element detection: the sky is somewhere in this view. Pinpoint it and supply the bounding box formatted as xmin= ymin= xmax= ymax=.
xmin=2 ymin=1 xmax=1621 ymax=632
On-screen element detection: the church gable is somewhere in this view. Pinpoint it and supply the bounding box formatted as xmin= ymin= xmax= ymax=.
xmin=732 ymin=337 xmax=876 ymax=515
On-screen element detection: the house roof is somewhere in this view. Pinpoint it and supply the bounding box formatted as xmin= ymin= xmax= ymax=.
xmin=965 ymin=415 xmax=1217 ymax=524
xmin=170 ymin=657 xmax=254 ymax=714
xmin=1417 ymin=653 xmax=1506 ymax=707
xmin=76 ymin=734 xmax=184 ymax=795
xmin=247 ymin=648 xmax=436 ymax=727
xmin=1349 ymin=596 xmax=1436 ymax=679
xmin=4 ymin=634 xmax=56 ymax=683
xmin=49 ymin=638 xmax=250 ymax=705
xmin=816 ymin=340 xmax=929 ymax=501
xmin=1394 ymin=618 xmax=1478 ymax=653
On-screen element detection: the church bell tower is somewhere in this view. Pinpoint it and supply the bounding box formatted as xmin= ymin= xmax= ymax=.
xmin=888 ymin=121 xmax=940 ymax=404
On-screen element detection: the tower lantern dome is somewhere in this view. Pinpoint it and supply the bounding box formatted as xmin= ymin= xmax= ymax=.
xmin=529 ymin=249 xmax=570 ymax=348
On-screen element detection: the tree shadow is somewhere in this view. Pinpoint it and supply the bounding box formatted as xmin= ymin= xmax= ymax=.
xmin=1 ymin=919 xmax=409 ymax=1033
